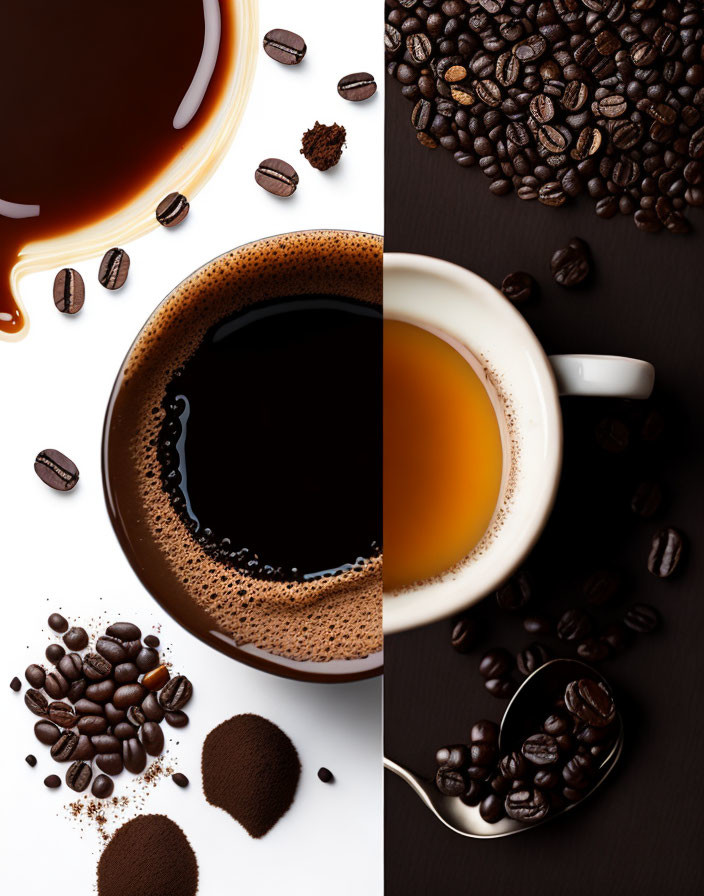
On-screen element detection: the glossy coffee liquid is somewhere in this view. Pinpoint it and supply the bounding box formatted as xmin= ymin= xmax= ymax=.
xmin=157 ymin=296 xmax=382 ymax=581
xmin=0 ymin=0 xmax=233 ymax=337
xmin=383 ymin=319 xmax=503 ymax=592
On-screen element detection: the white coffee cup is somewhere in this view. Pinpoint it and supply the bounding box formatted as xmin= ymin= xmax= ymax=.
xmin=383 ymin=253 xmax=654 ymax=634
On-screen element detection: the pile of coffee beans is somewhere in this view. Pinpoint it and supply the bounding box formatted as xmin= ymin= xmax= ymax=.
xmin=20 ymin=615 xmax=192 ymax=796
xmin=386 ymin=0 xmax=704 ymax=232
xmin=435 ymin=677 xmax=618 ymax=824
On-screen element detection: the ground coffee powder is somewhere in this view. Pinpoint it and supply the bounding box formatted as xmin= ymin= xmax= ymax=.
xmin=202 ymin=714 xmax=300 ymax=838
xmin=97 ymin=814 xmax=198 ymax=896
xmin=301 ymin=122 xmax=346 ymax=170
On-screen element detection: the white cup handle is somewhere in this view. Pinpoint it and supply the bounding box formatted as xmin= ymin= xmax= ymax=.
xmin=549 ymin=354 xmax=655 ymax=399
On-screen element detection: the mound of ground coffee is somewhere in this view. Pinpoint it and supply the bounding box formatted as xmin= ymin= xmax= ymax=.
xmin=97 ymin=814 xmax=198 ymax=896
xmin=301 ymin=122 xmax=346 ymax=170
xmin=202 ymin=714 xmax=300 ymax=838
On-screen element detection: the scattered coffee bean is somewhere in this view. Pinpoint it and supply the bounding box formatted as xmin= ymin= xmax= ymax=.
xmin=66 ymin=760 xmax=92 ymax=792
xmin=300 ymin=122 xmax=346 ymax=170
xmin=156 ymin=192 xmax=189 ymax=227
xmin=34 ymin=449 xmax=79 ymax=491
xmin=143 ymin=635 xmax=160 ymax=649
xmin=501 ymin=272 xmax=539 ymax=305
xmin=522 ymin=733 xmax=559 ymax=767
xmin=557 ymin=608 xmax=592 ymax=642
xmin=10 ymin=676 xmax=21 ymax=692
xmin=67 ymin=679 xmax=87 ymax=703
xmin=106 ymin=622 xmax=141 ymax=641
xmin=135 ymin=647 xmax=159 ymax=673
xmin=583 ymin=570 xmax=622 ymax=607
xmin=92 ymin=774 xmax=114 ymax=799
xmin=35 ymin=720 xmax=61 ymax=745
xmin=92 ymin=734 xmax=121 ymax=755
xmin=435 ymin=745 xmax=468 ymax=769
xmin=78 ymin=715 xmax=108 ymax=736
xmin=576 ymin=638 xmax=610 ymax=663
xmin=63 ymin=626 xmax=88 ymax=651
xmin=25 ymin=689 xmax=48 ymax=717
xmin=523 ymin=616 xmax=553 ymax=636
xmin=565 ymin=679 xmax=615 ymax=728
xmin=479 ymin=648 xmax=513 ymax=679
xmin=165 ymin=710 xmax=189 ymax=728
xmin=450 ymin=616 xmax=481 ymax=653
xmin=114 ymin=662 xmax=140 ymax=684
xmin=255 ymin=158 xmax=299 ymax=197
xmin=114 ymin=684 xmax=146 ymax=709
xmin=550 ymin=239 xmax=591 ymax=287
xmin=48 ymin=613 xmax=68 ymax=633
xmin=631 ymin=480 xmax=663 ymax=519
xmin=53 ymin=268 xmax=85 ymax=315
xmin=471 ymin=721 xmax=498 ymax=745
xmin=114 ymin=722 xmax=138 ymax=740
xmin=516 ymin=643 xmax=550 ymax=677
xmin=141 ymin=693 xmax=165 ymax=722
xmin=50 ymin=729 xmax=78 ymax=762
xmin=44 ymin=775 xmax=61 ymax=789
xmin=45 ymin=644 xmax=65 ymax=665
xmin=25 ymin=664 xmax=45 ymax=689
xmin=74 ymin=698 xmax=104 ymax=716
xmin=338 ymin=72 xmax=377 ymax=102
xmin=480 ymin=793 xmax=505 ymax=824
xmin=595 ymin=417 xmax=630 ymax=454
xmin=648 ymin=528 xmax=684 ymax=578
xmin=317 ymin=766 xmax=334 ymax=783
xmin=25 ymin=754 xmax=37 ymax=767
xmin=99 ymin=248 xmax=130 ymax=290
xmin=86 ymin=680 xmax=115 ymax=704
xmin=159 ymin=675 xmax=192 ymax=711
xmin=263 ymin=28 xmax=306 ymax=66
xmin=624 ymin=603 xmax=660 ymax=634
xmin=127 ymin=705 xmax=146 ymax=728
xmin=485 ymin=677 xmax=516 ymax=699
xmin=496 ymin=571 xmax=533 ymax=612
xmin=172 ymin=772 xmax=189 ymax=788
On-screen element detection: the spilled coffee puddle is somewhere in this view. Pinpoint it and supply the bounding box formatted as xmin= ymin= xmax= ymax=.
xmin=0 ymin=0 xmax=234 ymax=338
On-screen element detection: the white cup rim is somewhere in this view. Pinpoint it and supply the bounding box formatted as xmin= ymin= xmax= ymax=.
xmin=383 ymin=253 xmax=563 ymax=634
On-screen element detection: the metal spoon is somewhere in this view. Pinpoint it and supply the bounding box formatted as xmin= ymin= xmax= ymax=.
xmin=384 ymin=658 xmax=623 ymax=838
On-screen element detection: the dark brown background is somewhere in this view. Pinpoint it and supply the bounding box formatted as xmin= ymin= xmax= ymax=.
xmin=384 ymin=84 xmax=704 ymax=895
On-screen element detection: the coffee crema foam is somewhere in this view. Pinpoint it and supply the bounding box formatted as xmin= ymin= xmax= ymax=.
xmin=105 ymin=232 xmax=382 ymax=663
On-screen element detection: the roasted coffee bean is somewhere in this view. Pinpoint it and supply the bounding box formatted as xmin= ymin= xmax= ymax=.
xmin=123 ymin=737 xmax=148 ymax=774
xmin=141 ymin=693 xmax=165 ymax=723
xmin=505 ymin=787 xmax=549 ymax=822
xmin=44 ymin=775 xmax=61 ymax=789
xmin=96 ymin=752 xmax=123 ymax=776
xmin=631 ymin=480 xmax=663 ymax=519
xmin=35 ymin=720 xmax=61 ymax=746
xmin=45 ymin=670 xmax=69 ymax=699
xmin=58 ymin=653 xmax=83 ymax=682
xmin=164 ymin=711 xmax=189 ymax=729
xmin=533 ymin=769 xmax=559 ymax=790
xmin=143 ymin=635 xmax=160 ymax=648
xmin=135 ymin=647 xmax=159 ymax=673
xmin=557 ymin=608 xmax=592 ymax=642
xmin=98 ymin=248 xmax=130 ymax=290
xmin=172 ymin=773 xmax=189 ymax=789
xmin=45 ymin=644 xmax=65 ymax=665
xmin=92 ymin=734 xmax=122 ymax=754
xmin=106 ymin=622 xmax=142 ymax=641
xmin=480 ymin=793 xmax=505 ymax=824
xmin=450 ymin=616 xmax=481 ymax=653
xmin=159 ymin=675 xmax=192 ymax=711
xmin=523 ymin=616 xmax=553 ymax=636
xmin=25 ymin=754 xmax=37 ymax=767
xmin=471 ymin=743 xmax=497 ymax=767
xmin=83 ymin=653 xmax=112 ymax=681
xmin=435 ymin=745 xmax=468 ymax=769
xmin=114 ymin=722 xmax=138 ymax=740
xmin=517 ymin=643 xmax=550 ymax=677
xmin=496 ymin=571 xmax=533 ymax=612
xmin=263 ymin=28 xmax=306 ymax=65
xmin=78 ymin=715 xmax=108 ymax=736
xmin=544 ymin=713 xmax=571 ymax=736
xmin=550 ymin=238 xmax=591 ymax=287
xmin=563 ymin=753 xmax=595 ymax=789
xmin=34 ymin=449 xmax=79 ymax=491
xmin=92 ymin=774 xmax=114 ymax=799
xmin=51 ymin=730 xmax=78 ymax=762
xmin=595 ymin=417 xmax=630 ymax=454
xmin=479 ymin=648 xmax=514 ymax=679
xmin=127 ymin=705 xmax=146 ymax=728
xmin=485 ymin=677 xmax=516 ymax=699
xmin=141 ymin=664 xmax=170 ymax=691
xmin=122 ymin=639 xmax=143 ymax=660
xmin=255 ymin=159 xmax=299 ymax=197
xmin=114 ymin=662 xmax=140 ymax=685
xmin=141 ymin=721 xmax=165 ymax=756
xmin=74 ymin=698 xmax=104 ymax=717
xmin=498 ymin=752 xmax=526 ymax=780
xmin=501 ymin=271 xmax=539 ymax=305
xmin=624 ymin=603 xmax=660 ymax=634
xmin=577 ymin=638 xmax=610 ymax=662
xmin=460 ymin=779 xmax=484 ymax=807
xmin=48 ymin=613 xmax=68 ymax=633
xmin=25 ymin=664 xmax=46 ymax=689
xmin=25 ymin=689 xmax=48 ymax=717
xmin=72 ymin=735 xmax=96 ymax=761
xmin=96 ymin=636 xmax=128 ymax=665
xmin=565 ymin=679 xmax=615 ymax=728
xmin=53 ymin=268 xmax=85 ymax=315
xmin=648 ymin=528 xmax=684 ymax=578
xmin=436 ymin=766 xmax=468 ymax=797
xmin=583 ymin=570 xmax=622 ymax=606
xmin=48 ymin=702 xmax=78 ymax=728
xmin=67 ymin=679 xmax=87 ymax=703
xmin=9 ymin=676 xmax=21 ymax=692
xmin=63 ymin=627 xmax=88 ymax=651
xmin=86 ymin=680 xmax=115 ymax=703
xmin=104 ymin=702 xmax=126 ymax=726
xmin=522 ymin=733 xmax=559 ymax=766
xmin=66 ymin=760 xmax=92 ymax=792
xmin=601 ymin=623 xmax=630 ymax=654
xmin=156 ymin=192 xmax=189 ymax=227
xmin=113 ymin=684 xmax=146 ymax=709
xmin=338 ymin=72 xmax=377 ymax=102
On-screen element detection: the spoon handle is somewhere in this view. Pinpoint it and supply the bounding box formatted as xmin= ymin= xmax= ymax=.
xmin=384 ymin=757 xmax=436 ymax=809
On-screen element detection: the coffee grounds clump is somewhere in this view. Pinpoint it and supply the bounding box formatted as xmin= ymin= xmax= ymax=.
xmin=97 ymin=814 xmax=198 ymax=896
xmin=202 ymin=714 xmax=300 ymax=838
xmin=301 ymin=122 xmax=346 ymax=170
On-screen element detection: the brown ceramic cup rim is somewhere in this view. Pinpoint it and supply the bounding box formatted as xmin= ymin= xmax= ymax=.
xmin=102 ymin=230 xmax=383 ymax=683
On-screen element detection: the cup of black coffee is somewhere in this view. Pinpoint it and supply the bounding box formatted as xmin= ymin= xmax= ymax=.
xmin=103 ymin=230 xmax=382 ymax=681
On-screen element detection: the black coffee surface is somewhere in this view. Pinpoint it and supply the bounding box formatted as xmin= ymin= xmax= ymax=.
xmin=157 ymin=296 xmax=382 ymax=581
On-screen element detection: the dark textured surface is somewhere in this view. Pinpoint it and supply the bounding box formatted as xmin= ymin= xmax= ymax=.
xmin=385 ymin=85 xmax=704 ymax=896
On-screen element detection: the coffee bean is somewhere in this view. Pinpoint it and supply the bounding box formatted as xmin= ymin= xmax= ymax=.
xmin=522 ymin=734 xmax=559 ymax=767
xmin=523 ymin=616 xmax=553 ymax=636
xmin=67 ymin=679 xmax=87 ymax=703
xmin=92 ymin=774 xmax=114 ymax=799
xmin=496 ymin=571 xmax=533 ymax=612
xmin=63 ymin=627 xmax=88 ymax=651
xmin=114 ymin=662 xmax=140 ymax=684
xmin=78 ymin=715 xmax=108 ymax=736
xmin=53 ymin=268 xmax=85 ymax=315
xmin=141 ymin=693 xmax=165 ymax=723
xmin=648 ymin=527 xmax=684 ymax=578
xmin=435 ymin=745 xmax=468 ymax=769
xmin=631 ymin=480 xmax=663 ymax=519
xmin=127 ymin=705 xmax=146 ymax=727
xmin=98 ymin=248 xmax=130 ymax=290
xmin=86 ymin=680 xmax=115 ymax=704
xmin=255 ymin=158 xmax=299 ymax=197
xmin=480 ymin=793 xmax=505 ymax=824
xmin=106 ymin=622 xmax=142 ymax=641
xmin=505 ymin=787 xmax=549 ymax=822
xmin=34 ymin=449 xmax=79 ymax=491
xmin=66 ymin=760 xmax=92 ymax=792
xmin=159 ymin=675 xmax=192 ymax=711
xmin=557 ymin=608 xmax=592 ymax=642
xmin=25 ymin=689 xmax=48 ymax=717
xmin=498 ymin=752 xmax=526 ymax=780
xmin=338 ymin=72 xmax=377 ymax=102
xmin=114 ymin=722 xmax=138 ymax=740
xmin=565 ymin=679 xmax=615 ymax=728
xmin=601 ymin=623 xmax=630 ymax=654
xmin=595 ymin=417 xmax=630 ymax=454
xmin=563 ymin=753 xmax=595 ymax=789
xmin=58 ymin=654 xmax=83 ymax=681
xmin=96 ymin=753 xmax=123 ymax=776
xmin=135 ymin=647 xmax=159 ymax=673
xmin=576 ymin=638 xmax=610 ymax=662
xmin=471 ymin=721 xmax=498 ymax=746
xmin=517 ymin=643 xmax=550 ymax=677
xmin=25 ymin=665 xmax=46 ymax=689
xmin=74 ymin=698 xmax=104 ymax=717
xmin=48 ymin=613 xmax=68 ymax=633
xmin=501 ymin=271 xmax=539 ymax=305
xmin=172 ymin=773 xmax=189 ymax=789
xmin=263 ymin=28 xmax=306 ymax=65
xmin=156 ymin=192 xmax=189 ymax=227
xmin=44 ymin=775 xmax=61 ymax=789
xmin=123 ymin=737 xmax=147 ymax=774
xmin=164 ymin=711 xmax=189 ymax=729
xmin=25 ymin=754 xmax=37 ymax=767
xmin=72 ymin=735 xmax=96 ymax=761
xmin=48 ymin=702 xmax=78 ymax=728
xmin=83 ymin=653 xmax=112 ymax=681
xmin=10 ymin=676 xmax=21 ymax=692
xmin=550 ymin=238 xmax=591 ymax=287
xmin=114 ymin=684 xmax=146 ymax=710
xmin=96 ymin=636 xmax=128 ymax=665
xmin=143 ymin=635 xmax=160 ymax=648
xmin=460 ymin=779 xmax=484 ymax=807
xmin=140 ymin=721 xmax=164 ymax=756
xmin=45 ymin=644 xmax=65 ymax=665
xmin=35 ymin=720 xmax=61 ymax=745
xmin=583 ymin=570 xmax=622 ymax=606
xmin=92 ymin=734 xmax=121 ymax=754
xmin=471 ymin=743 xmax=498 ymax=767
xmin=450 ymin=616 xmax=481 ymax=653
xmin=485 ymin=677 xmax=516 ymax=699
xmin=51 ymin=730 xmax=78 ymax=762
xmin=479 ymin=648 xmax=514 ymax=679
xmin=624 ymin=603 xmax=660 ymax=634
xmin=104 ymin=702 xmax=126 ymax=726
xmin=45 ymin=670 xmax=69 ymax=699
xmin=436 ymin=766 xmax=468 ymax=796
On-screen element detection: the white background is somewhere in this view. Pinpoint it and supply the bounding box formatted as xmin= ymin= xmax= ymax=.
xmin=0 ymin=2 xmax=383 ymax=893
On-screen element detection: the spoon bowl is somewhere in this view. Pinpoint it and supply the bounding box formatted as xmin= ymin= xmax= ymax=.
xmin=384 ymin=659 xmax=623 ymax=838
